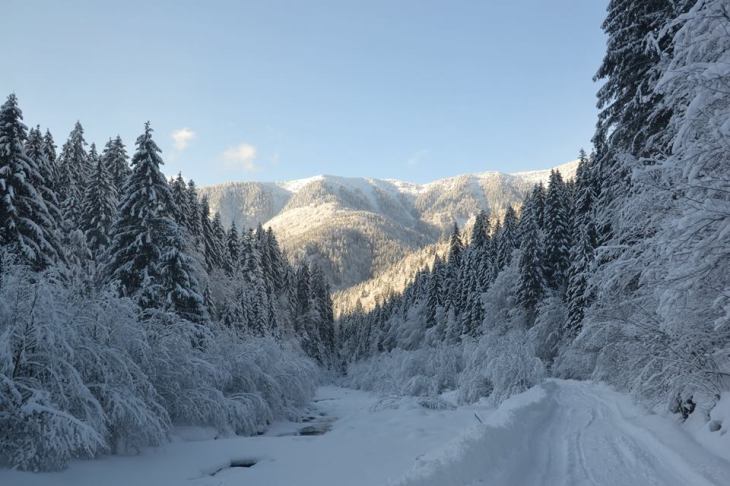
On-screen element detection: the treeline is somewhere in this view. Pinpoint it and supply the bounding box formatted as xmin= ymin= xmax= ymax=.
xmin=340 ymin=0 xmax=729 ymax=415
xmin=0 ymin=96 xmax=335 ymax=471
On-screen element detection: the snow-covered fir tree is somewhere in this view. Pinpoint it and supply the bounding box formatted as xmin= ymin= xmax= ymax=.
xmin=57 ymin=121 xmax=89 ymax=226
xmin=0 ymin=94 xmax=63 ymax=269
xmin=100 ymin=135 xmax=130 ymax=196
xmin=80 ymin=145 xmax=118 ymax=254
xmin=104 ymin=122 xmax=177 ymax=299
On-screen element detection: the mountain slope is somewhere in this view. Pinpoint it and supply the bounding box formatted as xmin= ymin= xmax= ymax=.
xmin=200 ymin=160 xmax=578 ymax=292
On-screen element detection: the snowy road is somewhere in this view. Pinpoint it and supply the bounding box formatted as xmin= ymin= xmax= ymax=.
xmin=398 ymin=380 xmax=730 ymax=486
xmin=2 ymin=380 xmax=729 ymax=486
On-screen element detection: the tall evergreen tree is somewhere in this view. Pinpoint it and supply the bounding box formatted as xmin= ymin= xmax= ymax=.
xmin=543 ymin=170 xmax=570 ymax=291
xmin=227 ymin=222 xmax=240 ymax=268
xmin=80 ymin=149 xmax=117 ymax=254
xmin=101 ymin=135 xmax=130 ymax=196
xmin=446 ymin=222 xmax=463 ymax=308
xmin=565 ymin=221 xmax=596 ymax=337
xmin=496 ymin=206 xmax=518 ymax=270
xmin=57 ymin=122 xmax=89 ymax=224
xmin=155 ymin=223 xmax=208 ymax=322
xmin=0 ymin=94 xmax=63 ymax=269
xmin=105 ymin=122 xmax=175 ymax=299
xmin=169 ymin=172 xmax=190 ymax=229
xmin=199 ymin=197 xmax=224 ymax=270
xmin=517 ymin=217 xmax=545 ymax=314
xmin=24 ymin=126 xmax=62 ymax=223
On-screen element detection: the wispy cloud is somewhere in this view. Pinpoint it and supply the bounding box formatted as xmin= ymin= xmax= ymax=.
xmin=171 ymin=128 xmax=196 ymax=151
xmin=222 ymin=143 xmax=258 ymax=172
xmin=407 ymin=149 xmax=430 ymax=167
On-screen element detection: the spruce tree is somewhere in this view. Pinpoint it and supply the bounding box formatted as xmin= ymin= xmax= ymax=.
xmin=565 ymin=221 xmax=596 ymax=337
xmin=186 ymin=180 xmax=202 ymax=238
xmin=517 ymin=217 xmax=545 ymax=314
xmin=471 ymin=210 xmax=489 ymax=252
xmin=24 ymin=126 xmax=62 ymax=223
xmin=105 ymin=122 xmax=175 ymax=298
xmin=227 ymin=221 xmax=240 ymax=268
xmin=496 ymin=206 xmax=518 ymax=271
xmin=424 ymin=256 xmax=442 ymax=328
xmin=156 ymin=222 xmax=208 ymax=322
xmin=212 ymin=212 xmax=230 ymax=267
xmin=80 ymin=149 xmax=118 ymax=254
xmin=543 ymin=170 xmax=570 ymax=291
xmin=446 ymin=222 xmax=464 ymax=308
xmin=57 ymin=121 xmax=89 ymax=224
xmin=101 ymin=135 xmax=130 ymax=196
xmin=594 ymin=0 xmax=679 ymax=158
xmin=41 ymin=129 xmax=59 ymax=193
xmin=169 ymin=172 xmax=190 ymax=229
xmin=0 ymin=94 xmax=63 ymax=270
xmin=199 ymin=197 xmax=224 ymax=270
xmin=572 ymin=150 xmax=594 ymax=231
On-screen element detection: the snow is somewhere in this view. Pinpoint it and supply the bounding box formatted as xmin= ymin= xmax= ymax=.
xmin=5 ymin=381 xmax=730 ymax=486
xmin=0 ymin=386 xmax=492 ymax=486
xmin=510 ymin=159 xmax=579 ymax=185
xmin=397 ymin=380 xmax=730 ymax=486
xmin=278 ymin=175 xmax=325 ymax=193
xmin=686 ymin=392 xmax=730 ymax=465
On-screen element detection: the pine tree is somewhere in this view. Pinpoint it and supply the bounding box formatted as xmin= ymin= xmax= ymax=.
xmin=543 ymin=170 xmax=570 ymax=291
xmin=565 ymin=221 xmax=596 ymax=337
xmin=169 ymin=173 xmax=190 ymax=229
xmin=57 ymin=121 xmax=89 ymax=224
xmin=474 ymin=212 xmax=493 ymax=290
xmin=186 ymin=180 xmax=202 ymax=239
xmin=424 ymin=256 xmax=442 ymax=328
xmin=24 ymin=126 xmax=62 ymax=223
xmin=227 ymin=221 xmax=239 ymax=268
xmin=517 ymin=217 xmax=545 ymax=314
xmin=0 ymin=94 xmax=64 ymax=269
xmin=212 ymin=212 xmax=230 ymax=268
xmin=572 ymin=150 xmax=595 ymax=231
xmin=105 ymin=122 xmax=175 ymax=298
xmin=101 ymin=136 xmax=130 ymax=196
xmin=594 ymin=0 xmax=680 ymax=158
xmin=471 ymin=210 xmax=489 ymax=251
xmin=156 ymin=222 xmax=208 ymax=322
xmin=496 ymin=206 xmax=518 ymax=271
xmin=446 ymin=222 xmax=463 ymax=308
xmin=80 ymin=148 xmax=117 ymax=254
xmin=592 ymin=1 xmax=684 ymax=245
xmin=199 ymin=197 xmax=224 ymax=270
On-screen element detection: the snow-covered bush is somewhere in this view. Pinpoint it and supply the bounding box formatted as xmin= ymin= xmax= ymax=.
xmin=0 ymin=263 xmax=319 ymax=471
xmin=344 ymin=344 xmax=463 ymax=397
xmin=458 ymin=329 xmax=545 ymax=405
xmin=0 ymin=266 xmax=106 ymax=471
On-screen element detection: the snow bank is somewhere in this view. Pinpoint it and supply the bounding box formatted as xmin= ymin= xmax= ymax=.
xmin=392 ymin=384 xmax=546 ymax=486
xmin=686 ymin=391 xmax=730 ymax=463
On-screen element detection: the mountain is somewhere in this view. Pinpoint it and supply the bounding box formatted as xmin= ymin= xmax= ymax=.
xmin=199 ymin=160 xmax=578 ymax=293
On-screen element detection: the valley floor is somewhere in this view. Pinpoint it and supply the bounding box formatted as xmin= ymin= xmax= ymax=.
xmin=3 ymin=380 xmax=729 ymax=486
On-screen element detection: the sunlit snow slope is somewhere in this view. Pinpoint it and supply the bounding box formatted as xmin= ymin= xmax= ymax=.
xmin=200 ymin=161 xmax=578 ymax=292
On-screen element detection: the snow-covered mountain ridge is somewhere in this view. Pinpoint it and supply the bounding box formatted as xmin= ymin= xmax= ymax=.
xmin=200 ymin=160 xmax=578 ymax=291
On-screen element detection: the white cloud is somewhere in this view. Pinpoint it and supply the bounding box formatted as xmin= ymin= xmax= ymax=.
xmin=222 ymin=143 xmax=258 ymax=171
xmin=171 ymin=128 xmax=195 ymax=151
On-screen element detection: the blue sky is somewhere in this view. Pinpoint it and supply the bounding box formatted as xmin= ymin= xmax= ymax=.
xmin=3 ymin=0 xmax=607 ymax=185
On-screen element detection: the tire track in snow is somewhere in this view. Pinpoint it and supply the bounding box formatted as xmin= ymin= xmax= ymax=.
xmin=394 ymin=380 xmax=730 ymax=486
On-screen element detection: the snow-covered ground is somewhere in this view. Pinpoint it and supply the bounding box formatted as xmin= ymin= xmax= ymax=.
xmin=397 ymin=380 xmax=730 ymax=486
xmin=0 ymin=386 xmax=491 ymax=486
xmin=4 ymin=380 xmax=729 ymax=486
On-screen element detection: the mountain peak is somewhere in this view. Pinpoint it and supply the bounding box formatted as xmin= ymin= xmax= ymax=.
xmin=200 ymin=160 xmax=577 ymax=292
